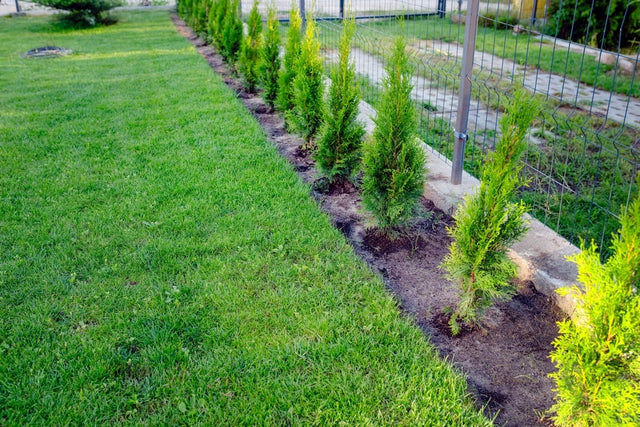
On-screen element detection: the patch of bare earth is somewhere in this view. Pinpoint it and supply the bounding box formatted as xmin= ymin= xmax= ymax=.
xmin=172 ymin=14 xmax=563 ymax=426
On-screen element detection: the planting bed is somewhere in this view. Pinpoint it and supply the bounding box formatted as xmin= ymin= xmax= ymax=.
xmin=172 ymin=14 xmax=563 ymax=426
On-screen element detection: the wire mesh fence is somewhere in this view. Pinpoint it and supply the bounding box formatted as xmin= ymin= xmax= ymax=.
xmin=245 ymin=0 xmax=639 ymax=257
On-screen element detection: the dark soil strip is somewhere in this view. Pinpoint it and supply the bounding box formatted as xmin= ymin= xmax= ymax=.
xmin=171 ymin=14 xmax=563 ymax=426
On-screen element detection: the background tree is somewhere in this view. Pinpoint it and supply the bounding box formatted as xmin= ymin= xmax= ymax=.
xmin=550 ymin=178 xmax=640 ymax=426
xmin=276 ymin=6 xmax=302 ymax=115
xmin=288 ymin=13 xmax=325 ymax=148
xmin=239 ymin=0 xmax=263 ymax=92
xmin=440 ymin=89 xmax=539 ymax=335
xmin=546 ymin=0 xmax=640 ymax=51
xmin=260 ymin=5 xmax=281 ymax=108
xmin=32 ymin=0 xmax=122 ymax=27
xmin=361 ymin=34 xmax=425 ymax=230
xmin=315 ymin=16 xmax=365 ymax=184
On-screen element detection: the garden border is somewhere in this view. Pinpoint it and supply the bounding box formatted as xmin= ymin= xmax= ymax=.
xmin=355 ymin=100 xmax=580 ymax=317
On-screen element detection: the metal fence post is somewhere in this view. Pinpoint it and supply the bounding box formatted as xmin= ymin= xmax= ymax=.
xmin=437 ymin=0 xmax=446 ymax=18
xmin=451 ymin=0 xmax=481 ymax=185
xmin=300 ymin=0 xmax=306 ymax=33
xmin=339 ymin=0 xmax=344 ymax=20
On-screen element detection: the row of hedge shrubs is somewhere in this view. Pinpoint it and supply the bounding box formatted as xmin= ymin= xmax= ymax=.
xmin=176 ymin=3 xmax=639 ymax=424
xmin=178 ymin=0 xmax=426 ymax=232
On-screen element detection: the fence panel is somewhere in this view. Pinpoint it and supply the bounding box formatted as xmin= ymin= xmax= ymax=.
xmin=272 ymin=0 xmax=639 ymax=257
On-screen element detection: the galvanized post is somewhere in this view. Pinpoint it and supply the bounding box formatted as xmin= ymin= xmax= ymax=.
xmin=299 ymin=0 xmax=306 ymax=33
xmin=451 ymin=0 xmax=480 ymax=185
xmin=437 ymin=0 xmax=446 ymax=18
xmin=530 ymin=0 xmax=538 ymax=27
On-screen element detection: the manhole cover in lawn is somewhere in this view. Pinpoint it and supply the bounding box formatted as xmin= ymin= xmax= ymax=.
xmin=22 ymin=46 xmax=72 ymax=58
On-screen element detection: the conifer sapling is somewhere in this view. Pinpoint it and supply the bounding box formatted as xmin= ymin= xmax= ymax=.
xmin=440 ymin=89 xmax=540 ymax=335
xmin=210 ymin=0 xmax=229 ymax=49
xmin=550 ymin=177 xmax=640 ymax=426
xmin=316 ymin=16 xmax=365 ymax=184
xmin=239 ymin=0 xmax=263 ymax=92
xmin=276 ymin=6 xmax=302 ymax=114
xmin=288 ymin=13 xmax=325 ymax=149
xmin=221 ymin=0 xmax=243 ymax=64
xmin=361 ymin=34 xmax=425 ymax=230
xmin=260 ymin=5 xmax=281 ymax=108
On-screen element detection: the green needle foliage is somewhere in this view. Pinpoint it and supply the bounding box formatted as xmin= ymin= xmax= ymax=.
xmin=315 ymin=16 xmax=365 ymax=183
xmin=32 ymin=0 xmax=122 ymax=27
xmin=550 ymin=179 xmax=640 ymax=426
xmin=260 ymin=5 xmax=281 ymax=108
xmin=239 ymin=0 xmax=263 ymax=92
xmin=361 ymin=34 xmax=425 ymax=230
xmin=209 ymin=0 xmax=229 ymax=49
xmin=288 ymin=13 xmax=325 ymax=148
xmin=221 ymin=0 xmax=243 ymax=64
xmin=441 ymin=89 xmax=539 ymax=335
xmin=276 ymin=5 xmax=302 ymax=115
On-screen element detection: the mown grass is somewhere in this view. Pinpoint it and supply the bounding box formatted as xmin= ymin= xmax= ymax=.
xmin=0 ymin=10 xmax=491 ymax=425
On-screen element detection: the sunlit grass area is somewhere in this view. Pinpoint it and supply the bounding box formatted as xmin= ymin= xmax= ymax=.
xmin=0 ymin=10 xmax=491 ymax=425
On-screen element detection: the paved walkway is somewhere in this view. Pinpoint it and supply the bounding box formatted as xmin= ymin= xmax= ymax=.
xmin=411 ymin=37 xmax=640 ymax=129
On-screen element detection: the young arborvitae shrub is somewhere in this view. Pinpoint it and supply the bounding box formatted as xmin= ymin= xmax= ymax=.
xmin=276 ymin=6 xmax=302 ymax=114
xmin=193 ymin=0 xmax=208 ymax=35
xmin=440 ymin=89 xmax=539 ymax=335
xmin=260 ymin=5 xmax=281 ymax=108
xmin=177 ymin=0 xmax=189 ymax=21
xmin=239 ymin=0 xmax=263 ymax=92
xmin=33 ymin=0 xmax=123 ymax=27
xmin=221 ymin=0 xmax=243 ymax=64
xmin=315 ymin=16 xmax=365 ymax=184
xmin=288 ymin=14 xmax=325 ymax=149
xmin=209 ymin=0 xmax=229 ymax=49
xmin=361 ymin=35 xmax=425 ymax=230
xmin=550 ymin=180 xmax=640 ymax=426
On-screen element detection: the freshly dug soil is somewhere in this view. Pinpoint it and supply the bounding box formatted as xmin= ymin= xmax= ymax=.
xmin=172 ymin=14 xmax=564 ymax=426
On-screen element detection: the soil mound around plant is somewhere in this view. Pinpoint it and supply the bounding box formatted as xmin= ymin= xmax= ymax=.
xmin=171 ymin=14 xmax=563 ymax=426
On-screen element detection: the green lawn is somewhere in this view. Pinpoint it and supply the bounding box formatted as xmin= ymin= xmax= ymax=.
xmin=0 ymin=10 xmax=491 ymax=425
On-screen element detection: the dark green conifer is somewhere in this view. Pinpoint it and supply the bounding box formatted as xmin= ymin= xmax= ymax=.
xmin=316 ymin=16 xmax=364 ymax=183
xmin=276 ymin=6 xmax=302 ymax=114
xmin=260 ymin=5 xmax=281 ymax=108
xmin=361 ymin=35 xmax=425 ymax=230
xmin=239 ymin=0 xmax=263 ymax=92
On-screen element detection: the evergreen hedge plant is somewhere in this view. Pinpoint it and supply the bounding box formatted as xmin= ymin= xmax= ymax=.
xmin=288 ymin=13 xmax=325 ymax=148
xmin=440 ymin=89 xmax=539 ymax=335
xmin=239 ymin=0 xmax=263 ymax=92
xmin=315 ymin=16 xmax=365 ymax=184
xmin=276 ymin=6 xmax=302 ymax=115
xmin=550 ymin=179 xmax=640 ymax=426
xmin=361 ymin=34 xmax=425 ymax=230
xmin=221 ymin=0 xmax=243 ymax=64
xmin=32 ymin=0 xmax=122 ymax=27
xmin=260 ymin=5 xmax=281 ymax=108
